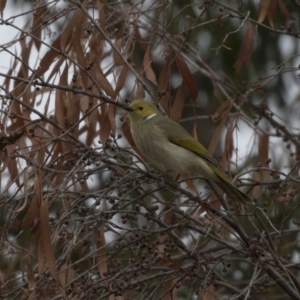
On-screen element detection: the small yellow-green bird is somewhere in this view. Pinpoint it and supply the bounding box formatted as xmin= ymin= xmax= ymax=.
xmin=123 ymin=99 xmax=252 ymax=209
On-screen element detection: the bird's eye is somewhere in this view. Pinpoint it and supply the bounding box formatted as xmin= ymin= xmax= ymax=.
xmin=138 ymin=107 xmax=144 ymax=111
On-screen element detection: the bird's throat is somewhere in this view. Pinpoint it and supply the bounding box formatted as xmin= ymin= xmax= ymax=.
xmin=145 ymin=113 xmax=156 ymax=120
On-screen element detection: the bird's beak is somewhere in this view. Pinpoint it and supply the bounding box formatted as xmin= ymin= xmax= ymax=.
xmin=121 ymin=104 xmax=134 ymax=111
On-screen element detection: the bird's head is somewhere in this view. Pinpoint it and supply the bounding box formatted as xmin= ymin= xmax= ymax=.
xmin=123 ymin=99 xmax=159 ymax=124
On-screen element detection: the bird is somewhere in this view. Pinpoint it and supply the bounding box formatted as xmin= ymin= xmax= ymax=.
xmin=122 ymin=99 xmax=253 ymax=210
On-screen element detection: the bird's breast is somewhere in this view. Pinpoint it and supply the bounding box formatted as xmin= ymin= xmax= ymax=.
xmin=132 ymin=123 xmax=215 ymax=179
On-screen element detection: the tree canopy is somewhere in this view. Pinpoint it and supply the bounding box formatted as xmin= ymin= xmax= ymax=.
xmin=1 ymin=0 xmax=300 ymax=299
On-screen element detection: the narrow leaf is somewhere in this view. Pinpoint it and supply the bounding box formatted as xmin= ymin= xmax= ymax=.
xmin=209 ymin=100 xmax=232 ymax=155
xmin=60 ymin=8 xmax=84 ymax=50
xmin=35 ymin=34 xmax=69 ymax=76
xmin=211 ymin=99 xmax=233 ymax=122
xmin=14 ymin=167 xmax=29 ymax=212
xmin=258 ymin=0 xmax=271 ymax=24
xmin=98 ymin=104 xmax=111 ymax=144
xmin=107 ymin=103 xmax=117 ymax=136
xmin=113 ymin=38 xmax=124 ymax=66
xmin=143 ymin=48 xmax=157 ymax=85
xmin=180 ymin=172 xmax=196 ymax=193
xmin=266 ymin=0 xmax=277 ymax=27
xmin=72 ymin=12 xmax=88 ymax=88
xmin=32 ymin=0 xmax=44 ymax=50
xmin=136 ymin=82 xmax=145 ymax=99
xmin=115 ymin=66 xmax=128 ymax=95
xmin=54 ymin=64 xmax=68 ymax=127
xmin=40 ymin=197 xmax=62 ymax=289
xmin=27 ymin=262 xmax=36 ymax=291
xmin=158 ymin=54 xmax=171 ymax=92
xmin=171 ymin=82 xmax=185 ymax=122
xmin=224 ymin=121 xmax=235 ymax=162
xmin=158 ymin=54 xmax=171 ymax=108
xmin=278 ymin=0 xmax=295 ymax=20
xmin=96 ymin=226 xmax=108 ymax=278
xmin=22 ymin=172 xmax=41 ymax=229
xmin=0 ymin=0 xmax=6 ymax=18
xmin=259 ymin=132 xmax=270 ymax=180
xmin=94 ymin=64 xmax=116 ymax=98
xmin=234 ymin=24 xmax=255 ymax=73
xmin=175 ymin=55 xmax=198 ymax=100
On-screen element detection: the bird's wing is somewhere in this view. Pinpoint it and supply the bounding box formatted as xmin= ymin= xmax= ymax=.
xmin=169 ymin=135 xmax=219 ymax=167
xmin=158 ymin=118 xmax=219 ymax=167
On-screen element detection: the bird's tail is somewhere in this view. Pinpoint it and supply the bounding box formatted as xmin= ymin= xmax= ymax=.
xmin=212 ymin=166 xmax=253 ymax=212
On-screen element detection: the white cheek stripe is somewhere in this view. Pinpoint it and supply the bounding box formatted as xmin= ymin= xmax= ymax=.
xmin=145 ymin=113 xmax=156 ymax=120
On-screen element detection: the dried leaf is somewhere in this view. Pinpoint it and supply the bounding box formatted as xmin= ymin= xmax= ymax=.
xmin=97 ymin=0 xmax=106 ymax=29
xmin=143 ymin=48 xmax=157 ymax=85
xmin=68 ymin=93 xmax=81 ymax=132
xmin=81 ymin=97 xmax=97 ymax=128
xmin=27 ymin=261 xmax=36 ymax=291
xmin=14 ymin=167 xmax=29 ymax=212
xmin=0 ymin=270 xmax=4 ymax=284
xmin=136 ymin=82 xmax=145 ymax=99
xmin=35 ymin=34 xmax=68 ymax=76
xmin=46 ymin=55 xmax=67 ymax=83
xmin=258 ymin=0 xmax=271 ymax=24
xmin=180 ymin=172 xmax=196 ymax=193
xmin=22 ymin=172 xmax=41 ymax=228
xmin=252 ymin=171 xmax=261 ymax=198
xmin=73 ymin=13 xmax=88 ymax=88
xmin=66 ymin=265 xmax=75 ymax=286
xmin=107 ymin=103 xmax=117 ymax=135
xmin=37 ymin=237 xmax=46 ymax=274
xmin=61 ymin=7 xmax=84 ymax=51
xmin=259 ymin=132 xmax=270 ymax=180
xmin=134 ymin=27 xmax=147 ymax=52
xmin=59 ymin=263 xmax=67 ymax=292
xmin=193 ymin=119 xmax=198 ymax=141
xmin=278 ymin=0 xmax=295 ymax=20
xmin=7 ymin=148 xmax=20 ymax=187
xmin=86 ymin=108 xmax=97 ymax=146
xmin=234 ymin=24 xmax=255 ymax=73
xmin=199 ymin=284 xmax=215 ymax=300
xmin=96 ymin=226 xmax=107 ymax=278
xmin=162 ymin=276 xmax=178 ymax=300
xmin=171 ymin=82 xmax=185 ymax=122
xmin=32 ymin=0 xmax=44 ymax=50
xmin=54 ymin=64 xmax=68 ymax=127
xmin=0 ymin=0 xmax=6 ymax=18
xmin=115 ymin=66 xmax=128 ymax=95
xmin=158 ymin=54 xmax=171 ymax=107
xmin=209 ymin=100 xmax=233 ymax=155
xmin=98 ymin=104 xmax=111 ymax=144
xmin=80 ymin=95 xmax=89 ymax=120
xmin=94 ymin=64 xmax=116 ymax=98
xmin=211 ymin=99 xmax=233 ymax=122
xmin=113 ymin=38 xmax=124 ymax=66
xmin=40 ymin=197 xmax=62 ymax=289
xmin=79 ymin=174 xmax=89 ymax=192
xmin=3 ymin=58 xmax=17 ymax=92
xmin=158 ymin=54 xmax=171 ymax=92
xmin=224 ymin=121 xmax=235 ymax=162
xmin=175 ymin=55 xmax=198 ymax=100
xmin=266 ymin=0 xmax=277 ymax=26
